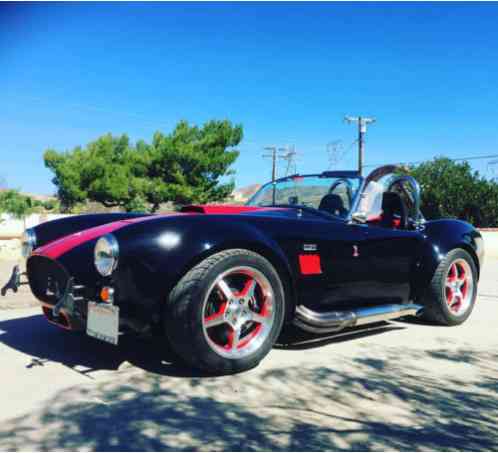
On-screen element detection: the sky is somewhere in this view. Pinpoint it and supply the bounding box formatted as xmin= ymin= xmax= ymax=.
xmin=1 ymin=1 xmax=498 ymax=195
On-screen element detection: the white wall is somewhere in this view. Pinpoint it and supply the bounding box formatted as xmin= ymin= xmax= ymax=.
xmin=0 ymin=213 xmax=71 ymax=260
xmin=480 ymin=231 xmax=498 ymax=260
xmin=0 ymin=213 xmax=70 ymax=240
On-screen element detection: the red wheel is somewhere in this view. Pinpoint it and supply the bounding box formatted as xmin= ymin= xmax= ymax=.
xmin=422 ymin=248 xmax=477 ymax=325
xmin=164 ymin=249 xmax=285 ymax=374
xmin=444 ymin=259 xmax=474 ymax=316
xmin=202 ymin=266 xmax=276 ymax=359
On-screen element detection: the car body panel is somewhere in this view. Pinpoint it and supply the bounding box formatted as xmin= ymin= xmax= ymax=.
xmin=25 ymin=201 xmax=484 ymax=331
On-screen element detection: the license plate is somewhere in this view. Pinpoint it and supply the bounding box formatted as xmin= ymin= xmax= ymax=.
xmin=86 ymin=302 xmax=119 ymax=345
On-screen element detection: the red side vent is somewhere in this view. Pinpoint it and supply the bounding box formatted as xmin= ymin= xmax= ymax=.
xmin=299 ymin=254 xmax=322 ymax=275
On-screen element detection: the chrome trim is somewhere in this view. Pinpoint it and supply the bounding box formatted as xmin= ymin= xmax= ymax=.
xmin=21 ymin=228 xmax=37 ymax=258
xmin=354 ymin=303 xmax=422 ymax=326
xmin=294 ymin=303 xmax=422 ymax=334
xmin=94 ymin=234 xmax=119 ymax=277
xmin=387 ymin=175 xmax=425 ymax=226
xmin=346 ymin=176 xmax=367 ymax=223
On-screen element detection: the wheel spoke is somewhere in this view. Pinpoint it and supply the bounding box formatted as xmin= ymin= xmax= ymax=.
xmin=217 ymin=279 xmax=234 ymax=301
xmin=449 ymin=294 xmax=461 ymax=309
xmin=240 ymin=277 xmax=257 ymax=299
xmin=249 ymin=311 xmax=270 ymax=326
xmin=448 ymin=264 xmax=457 ymax=281
xmin=229 ymin=326 xmax=242 ymax=350
xmin=204 ymin=311 xmax=226 ymax=328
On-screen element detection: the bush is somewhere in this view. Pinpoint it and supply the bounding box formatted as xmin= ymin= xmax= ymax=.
xmin=407 ymin=157 xmax=498 ymax=227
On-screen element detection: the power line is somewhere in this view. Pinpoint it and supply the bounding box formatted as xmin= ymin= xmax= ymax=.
xmin=4 ymin=95 xmax=172 ymax=132
xmin=364 ymin=153 xmax=498 ymax=169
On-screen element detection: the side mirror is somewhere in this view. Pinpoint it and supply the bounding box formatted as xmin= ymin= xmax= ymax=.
xmin=351 ymin=212 xmax=368 ymax=224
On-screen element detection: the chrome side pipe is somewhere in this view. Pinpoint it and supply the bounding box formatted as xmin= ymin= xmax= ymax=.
xmin=294 ymin=303 xmax=423 ymax=334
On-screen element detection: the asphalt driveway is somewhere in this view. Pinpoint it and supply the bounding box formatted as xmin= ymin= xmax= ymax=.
xmin=0 ymin=259 xmax=497 ymax=451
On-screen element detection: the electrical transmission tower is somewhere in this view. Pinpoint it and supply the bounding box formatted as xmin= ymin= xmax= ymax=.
xmin=326 ymin=140 xmax=344 ymax=169
xmin=487 ymin=159 xmax=498 ymax=181
xmin=279 ymin=145 xmax=298 ymax=176
xmin=344 ymin=115 xmax=376 ymax=175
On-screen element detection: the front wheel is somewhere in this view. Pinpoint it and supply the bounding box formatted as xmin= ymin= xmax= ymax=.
xmin=421 ymin=248 xmax=478 ymax=326
xmin=164 ymin=249 xmax=285 ymax=374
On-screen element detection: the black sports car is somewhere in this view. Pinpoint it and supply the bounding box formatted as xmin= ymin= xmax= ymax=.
xmin=2 ymin=165 xmax=484 ymax=373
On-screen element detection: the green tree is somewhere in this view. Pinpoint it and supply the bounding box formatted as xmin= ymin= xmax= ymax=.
xmin=44 ymin=120 xmax=242 ymax=212
xmin=0 ymin=190 xmax=37 ymax=220
xmin=407 ymin=157 xmax=498 ymax=227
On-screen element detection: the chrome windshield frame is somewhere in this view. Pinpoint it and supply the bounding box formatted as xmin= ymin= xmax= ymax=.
xmin=246 ymin=172 xmax=365 ymax=221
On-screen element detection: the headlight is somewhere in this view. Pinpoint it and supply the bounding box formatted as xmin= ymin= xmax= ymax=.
xmin=94 ymin=234 xmax=119 ymax=277
xmin=21 ymin=228 xmax=37 ymax=258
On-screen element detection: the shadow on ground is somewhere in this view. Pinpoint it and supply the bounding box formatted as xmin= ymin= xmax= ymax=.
xmin=0 ymin=313 xmax=497 ymax=450
xmin=0 ymin=314 xmax=212 ymax=378
xmin=0 ymin=314 xmax=406 ymax=377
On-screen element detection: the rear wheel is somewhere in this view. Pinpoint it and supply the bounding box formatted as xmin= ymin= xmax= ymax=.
xmin=164 ymin=249 xmax=285 ymax=374
xmin=421 ymin=248 xmax=477 ymax=325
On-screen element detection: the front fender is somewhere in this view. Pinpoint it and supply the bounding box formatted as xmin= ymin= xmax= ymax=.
xmin=112 ymin=215 xmax=295 ymax=320
xmin=33 ymin=213 xmax=151 ymax=249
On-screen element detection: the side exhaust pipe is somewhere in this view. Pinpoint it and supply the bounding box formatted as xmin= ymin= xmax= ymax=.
xmin=294 ymin=303 xmax=422 ymax=334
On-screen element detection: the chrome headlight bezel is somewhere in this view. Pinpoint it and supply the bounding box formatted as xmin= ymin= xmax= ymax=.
xmin=94 ymin=234 xmax=119 ymax=277
xmin=21 ymin=228 xmax=37 ymax=258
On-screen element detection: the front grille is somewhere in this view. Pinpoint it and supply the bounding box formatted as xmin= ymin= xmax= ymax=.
xmin=27 ymin=255 xmax=70 ymax=305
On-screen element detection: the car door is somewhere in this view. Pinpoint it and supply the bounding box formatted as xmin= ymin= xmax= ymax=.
xmin=290 ymin=217 xmax=372 ymax=309
xmin=361 ymin=224 xmax=423 ymax=303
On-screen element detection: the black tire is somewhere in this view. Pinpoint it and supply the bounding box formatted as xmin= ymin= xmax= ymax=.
xmin=421 ymin=248 xmax=478 ymax=326
xmin=164 ymin=249 xmax=286 ymax=374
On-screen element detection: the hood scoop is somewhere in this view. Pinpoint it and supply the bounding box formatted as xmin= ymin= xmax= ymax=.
xmin=180 ymin=205 xmax=270 ymax=214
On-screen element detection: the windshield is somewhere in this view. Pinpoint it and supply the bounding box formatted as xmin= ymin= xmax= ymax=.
xmin=246 ymin=175 xmax=362 ymax=218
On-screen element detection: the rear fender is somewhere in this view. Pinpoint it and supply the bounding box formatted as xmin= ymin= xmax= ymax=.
xmin=412 ymin=220 xmax=483 ymax=300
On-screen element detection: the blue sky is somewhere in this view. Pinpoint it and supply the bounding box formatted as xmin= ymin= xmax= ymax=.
xmin=1 ymin=2 xmax=498 ymax=195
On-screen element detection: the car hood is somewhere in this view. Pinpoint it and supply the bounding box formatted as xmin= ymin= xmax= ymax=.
xmin=33 ymin=205 xmax=286 ymax=260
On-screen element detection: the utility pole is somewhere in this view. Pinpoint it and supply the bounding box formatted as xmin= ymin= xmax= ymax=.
xmin=344 ymin=116 xmax=376 ymax=175
xmin=263 ymin=145 xmax=298 ymax=204
xmin=263 ymin=146 xmax=278 ymax=205
xmin=263 ymin=146 xmax=278 ymax=182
